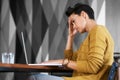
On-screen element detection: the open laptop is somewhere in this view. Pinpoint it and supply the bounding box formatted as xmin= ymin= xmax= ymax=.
xmin=21 ymin=32 xmax=62 ymax=67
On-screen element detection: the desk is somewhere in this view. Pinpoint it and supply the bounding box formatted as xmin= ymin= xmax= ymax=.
xmin=0 ymin=63 xmax=72 ymax=80
xmin=0 ymin=63 xmax=72 ymax=72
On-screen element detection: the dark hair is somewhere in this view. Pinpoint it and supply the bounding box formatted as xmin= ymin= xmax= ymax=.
xmin=65 ymin=3 xmax=95 ymax=20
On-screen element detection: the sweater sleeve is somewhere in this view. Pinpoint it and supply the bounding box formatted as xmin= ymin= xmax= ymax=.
xmin=64 ymin=49 xmax=77 ymax=61
xmin=76 ymin=27 xmax=107 ymax=73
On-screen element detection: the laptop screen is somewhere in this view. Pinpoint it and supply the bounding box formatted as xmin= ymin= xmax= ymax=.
xmin=21 ymin=32 xmax=28 ymax=64
xmin=21 ymin=32 xmax=62 ymax=67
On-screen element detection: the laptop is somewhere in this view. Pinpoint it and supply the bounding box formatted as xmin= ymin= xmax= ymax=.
xmin=21 ymin=32 xmax=62 ymax=67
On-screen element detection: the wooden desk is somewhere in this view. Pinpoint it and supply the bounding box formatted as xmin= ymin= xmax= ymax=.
xmin=0 ymin=63 xmax=72 ymax=80
xmin=0 ymin=63 xmax=72 ymax=72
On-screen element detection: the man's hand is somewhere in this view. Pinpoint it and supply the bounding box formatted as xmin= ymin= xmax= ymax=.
xmin=68 ymin=18 xmax=77 ymax=37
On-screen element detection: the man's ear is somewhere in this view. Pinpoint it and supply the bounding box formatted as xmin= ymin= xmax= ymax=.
xmin=80 ymin=11 xmax=88 ymax=19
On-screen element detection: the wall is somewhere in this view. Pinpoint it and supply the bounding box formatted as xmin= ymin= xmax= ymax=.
xmin=106 ymin=0 xmax=120 ymax=52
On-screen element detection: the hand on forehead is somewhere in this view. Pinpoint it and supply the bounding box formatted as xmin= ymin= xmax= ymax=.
xmin=68 ymin=14 xmax=78 ymax=24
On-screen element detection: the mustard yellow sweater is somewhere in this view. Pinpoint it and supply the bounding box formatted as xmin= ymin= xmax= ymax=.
xmin=64 ymin=25 xmax=114 ymax=80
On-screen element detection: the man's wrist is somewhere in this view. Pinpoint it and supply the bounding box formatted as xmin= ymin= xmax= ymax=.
xmin=68 ymin=35 xmax=74 ymax=40
xmin=68 ymin=34 xmax=74 ymax=38
xmin=62 ymin=58 xmax=70 ymax=67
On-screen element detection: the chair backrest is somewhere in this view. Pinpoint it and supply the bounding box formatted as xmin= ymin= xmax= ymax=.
xmin=108 ymin=61 xmax=119 ymax=80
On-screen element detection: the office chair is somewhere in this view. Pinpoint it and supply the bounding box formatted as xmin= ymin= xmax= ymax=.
xmin=108 ymin=61 xmax=119 ymax=80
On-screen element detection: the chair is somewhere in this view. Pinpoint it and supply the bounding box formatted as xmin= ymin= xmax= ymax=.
xmin=108 ymin=61 xmax=119 ymax=80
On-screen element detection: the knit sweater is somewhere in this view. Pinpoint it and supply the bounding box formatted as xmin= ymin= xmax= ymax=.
xmin=64 ymin=25 xmax=114 ymax=80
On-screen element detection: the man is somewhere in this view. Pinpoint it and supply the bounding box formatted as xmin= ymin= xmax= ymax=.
xmin=28 ymin=3 xmax=114 ymax=80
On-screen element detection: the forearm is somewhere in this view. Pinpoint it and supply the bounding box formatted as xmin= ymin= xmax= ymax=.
xmin=65 ymin=35 xmax=74 ymax=50
xmin=64 ymin=35 xmax=74 ymax=59
xmin=65 ymin=58 xmax=103 ymax=73
xmin=66 ymin=60 xmax=78 ymax=70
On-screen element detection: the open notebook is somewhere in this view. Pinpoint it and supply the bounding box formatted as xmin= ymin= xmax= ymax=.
xmin=21 ymin=32 xmax=62 ymax=67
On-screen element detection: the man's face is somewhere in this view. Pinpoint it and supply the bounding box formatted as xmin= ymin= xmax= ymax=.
xmin=68 ymin=13 xmax=86 ymax=33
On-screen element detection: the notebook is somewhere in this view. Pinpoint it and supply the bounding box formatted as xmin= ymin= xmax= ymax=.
xmin=21 ymin=32 xmax=62 ymax=67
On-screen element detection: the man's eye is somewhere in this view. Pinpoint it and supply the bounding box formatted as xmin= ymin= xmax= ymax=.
xmin=72 ymin=20 xmax=75 ymax=23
